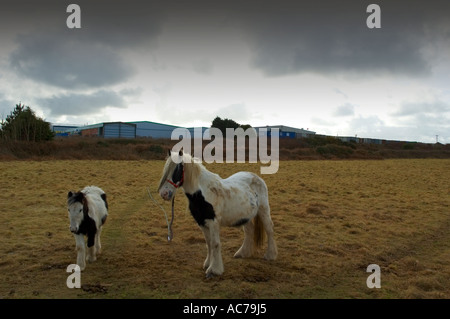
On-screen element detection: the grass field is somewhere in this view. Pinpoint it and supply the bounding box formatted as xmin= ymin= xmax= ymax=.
xmin=0 ymin=159 xmax=449 ymax=299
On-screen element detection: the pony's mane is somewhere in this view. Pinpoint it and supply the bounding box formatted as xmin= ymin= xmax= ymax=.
xmin=183 ymin=153 xmax=204 ymax=189
xmin=67 ymin=191 xmax=84 ymax=206
xmin=158 ymin=152 xmax=205 ymax=191
xmin=158 ymin=158 xmax=176 ymax=191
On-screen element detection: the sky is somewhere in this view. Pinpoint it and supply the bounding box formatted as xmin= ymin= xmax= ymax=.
xmin=0 ymin=0 xmax=449 ymax=143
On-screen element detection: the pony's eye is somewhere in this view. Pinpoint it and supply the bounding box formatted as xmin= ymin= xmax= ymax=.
xmin=79 ymin=209 xmax=83 ymax=213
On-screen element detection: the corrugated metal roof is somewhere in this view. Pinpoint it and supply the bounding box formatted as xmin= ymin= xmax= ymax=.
xmin=128 ymin=121 xmax=181 ymax=128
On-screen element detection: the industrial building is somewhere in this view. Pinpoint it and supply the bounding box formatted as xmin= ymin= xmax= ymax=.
xmin=51 ymin=124 xmax=80 ymax=137
xmin=127 ymin=121 xmax=210 ymax=138
xmin=129 ymin=121 xmax=180 ymax=138
xmin=68 ymin=122 xmax=137 ymax=138
xmin=51 ymin=120 xmax=420 ymax=145
xmin=335 ymin=136 xmax=383 ymax=145
xmin=254 ymin=125 xmax=316 ymax=138
xmin=57 ymin=121 xmax=209 ymax=139
xmin=53 ymin=122 xmax=317 ymax=140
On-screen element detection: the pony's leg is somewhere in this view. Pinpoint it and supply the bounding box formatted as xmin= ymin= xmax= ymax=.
xmin=200 ymin=226 xmax=211 ymax=270
xmin=86 ymin=233 xmax=97 ymax=263
xmin=234 ymin=221 xmax=254 ymax=258
xmin=95 ymin=227 xmax=102 ymax=255
xmin=74 ymin=234 xmax=86 ymax=271
xmin=204 ymin=219 xmax=224 ymax=278
xmin=87 ymin=245 xmax=97 ymax=263
xmin=86 ymin=228 xmax=97 ymax=263
xmin=259 ymin=205 xmax=278 ymax=260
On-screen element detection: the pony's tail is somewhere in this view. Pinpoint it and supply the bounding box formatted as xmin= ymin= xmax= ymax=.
xmin=253 ymin=214 xmax=265 ymax=249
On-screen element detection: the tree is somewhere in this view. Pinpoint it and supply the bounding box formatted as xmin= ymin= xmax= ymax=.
xmin=0 ymin=103 xmax=54 ymax=141
xmin=211 ymin=116 xmax=251 ymax=136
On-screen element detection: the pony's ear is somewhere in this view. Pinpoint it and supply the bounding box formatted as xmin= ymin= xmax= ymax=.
xmin=68 ymin=191 xmax=73 ymax=198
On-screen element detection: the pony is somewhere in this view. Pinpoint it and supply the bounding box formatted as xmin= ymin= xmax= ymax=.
xmin=158 ymin=150 xmax=277 ymax=278
xmin=67 ymin=186 xmax=108 ymax=271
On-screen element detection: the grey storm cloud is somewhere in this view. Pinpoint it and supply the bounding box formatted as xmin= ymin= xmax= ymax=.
xmin=2 ymin=0 xmax=450 ymax=142
xmin=5 ymin=0 xmax=450 ymax=84
xmin=242 ymin=0 xmax=449 ymax=77
xmin=6 ymin=0 xmax=165 ymax=90
xmin=37 ymin=90 xmax=127 ymax=116
xmin=1 ymin=0 xmax=164 ymax=47
xmin=74 ymin=0 xmax=165 ymax=48
xmin=9 ymin=33 xmax=134 ymax=89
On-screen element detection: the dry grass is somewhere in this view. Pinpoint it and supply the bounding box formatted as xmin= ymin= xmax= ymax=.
xmin=1 ymin=136 xmax=449 ymax=161
xmin=0 ymin=159 xmax=449 ymax=299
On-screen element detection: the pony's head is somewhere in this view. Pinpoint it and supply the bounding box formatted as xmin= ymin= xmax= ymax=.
xmin=158 ymin=149 xmax=185 ymax=201
xmin=67 ymin=191 xmax=88 ymax=233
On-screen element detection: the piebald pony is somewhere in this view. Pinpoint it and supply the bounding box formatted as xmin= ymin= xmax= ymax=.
xmin=158 ymin=150 xmax=277 ymax=278
xmin=67 ymin=186 xmax=108 ymax=271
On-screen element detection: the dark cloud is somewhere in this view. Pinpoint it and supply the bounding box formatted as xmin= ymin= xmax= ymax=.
xmin=5 ymin=0 xmax=165 ymax=90
xmin=0 ymin=0 xmax=164 ymax=47
xmin=243 ymin=0 xmax=449 ymax=77
xmin=73 ymin=0 xmax=165 ymax=48
xmin=9 ymin=33 xmax=134 ymax=89
xmin=1 ymin=0 xmax=450 ymax=143
xmin=37 ymin=90 xmax=128 ymax=116
xmin=5 ymin=0 xmax=450 ymax=85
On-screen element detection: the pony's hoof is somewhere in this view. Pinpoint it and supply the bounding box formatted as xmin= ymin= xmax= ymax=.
xmin=87 ymin=256 xmax=97 ymax=263
xmin=234 ymin=250 xmax=252 ymax=258
xmin=206 ymin=272 xmax=222 ymax=279
xmin=205 ymin=268 xmax=223 ymax=279
xmin=264 ymin=253 xmax=277 ymax=261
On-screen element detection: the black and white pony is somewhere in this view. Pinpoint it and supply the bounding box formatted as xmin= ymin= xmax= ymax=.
xmin=67 ymin=186 xmax=108 ymax=271
xmin=158 ymin=150 xmax=277 ymax=278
